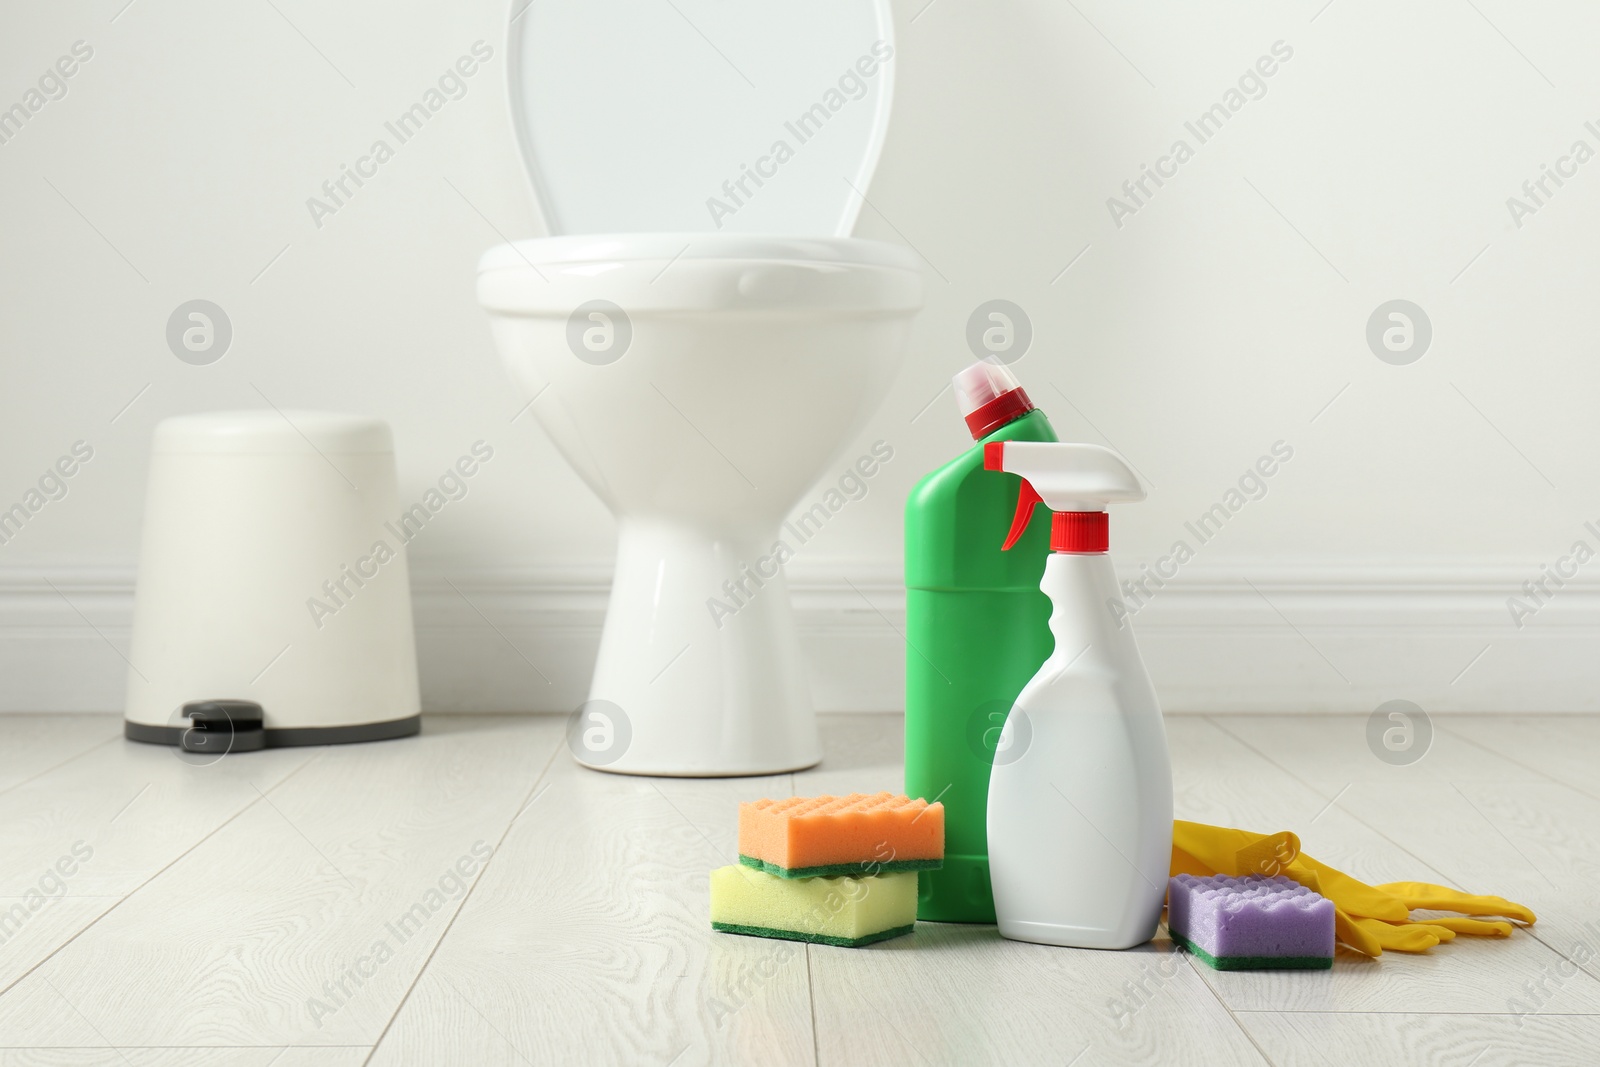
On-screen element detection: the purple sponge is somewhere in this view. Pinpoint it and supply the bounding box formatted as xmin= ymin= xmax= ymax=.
xmin=1167 ymin=874 xmax=1335 ymax=970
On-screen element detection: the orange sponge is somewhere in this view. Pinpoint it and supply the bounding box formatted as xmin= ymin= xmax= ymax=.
xmin=738 ymin=792 xmax=944 ymax=878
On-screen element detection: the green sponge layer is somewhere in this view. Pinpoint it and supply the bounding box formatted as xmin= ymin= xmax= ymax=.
xmin=712 ymin=921 xmax=915 ymax=948
xmin=1171 ymin=931 xmax=1334 ymax=971
xmin=738 ymin=853 xmax=942 ymax=879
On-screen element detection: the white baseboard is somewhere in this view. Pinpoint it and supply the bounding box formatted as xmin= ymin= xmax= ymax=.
xmin=2 ymin=563 xmax=1596 ymax=714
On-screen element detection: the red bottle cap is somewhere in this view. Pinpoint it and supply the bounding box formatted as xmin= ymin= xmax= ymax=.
xmin=964 ymin=388 xmax=1035 ymax=439
xmin=1052 ymin=511 xmax=1108 ymax=554
xmin=954 ymin=361 xmax=1035 ymax=440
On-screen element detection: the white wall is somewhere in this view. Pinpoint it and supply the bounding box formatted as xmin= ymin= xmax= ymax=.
xmin=3 ymin=0 xmax=1598 ymax=714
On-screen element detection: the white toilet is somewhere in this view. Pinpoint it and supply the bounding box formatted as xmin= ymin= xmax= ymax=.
xmin=478 ymin=0 xmax=924 ymax=776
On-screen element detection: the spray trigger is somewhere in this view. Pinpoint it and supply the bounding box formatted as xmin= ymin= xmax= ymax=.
xmin=985 ymin=441 xmax=1044 ymax=551
xmin=1002 ymin=481 xmax=1043 ymax=551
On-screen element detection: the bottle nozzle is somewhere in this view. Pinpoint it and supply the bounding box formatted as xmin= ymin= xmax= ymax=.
xmin=954 ymin=358 xmax=1034 ymax=440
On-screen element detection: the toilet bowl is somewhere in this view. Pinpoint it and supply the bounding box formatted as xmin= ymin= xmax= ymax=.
xmin=478 ymin=0 xmax=923 ymax=775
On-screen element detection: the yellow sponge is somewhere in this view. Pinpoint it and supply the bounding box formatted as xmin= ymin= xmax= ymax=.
xmin=710 ymin=865 xmax=917 ymax=947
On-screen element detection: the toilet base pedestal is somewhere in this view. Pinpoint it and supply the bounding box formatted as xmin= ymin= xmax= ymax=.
xmin=571 ymin=518 xmax=822 ymax=777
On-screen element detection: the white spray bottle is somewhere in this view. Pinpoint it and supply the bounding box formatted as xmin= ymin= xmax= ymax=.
xmin=982 ymin=440 xmax=1172 ymax=949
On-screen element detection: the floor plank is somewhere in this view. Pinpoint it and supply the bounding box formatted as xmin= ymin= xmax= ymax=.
xmin=0 ymin=1049 xmax=369 ymax=1067
xmin=0 ymin=731 xmax=310 ymax=899
xmin=0 ymin=717 xmax=120 ymax=797
xmin=1446 ymin=714 xmax=1600 ymax=803
xmin=0 ymin=725 xmax=313 ymax=993
xmin=0 ymin=717 xmax=562 ymax=1049
xmin=1239 ymin=1011 xmax=1600 ymax=1067
xmin=365 ymin=731 xmax=812 ymax=1066
xmin=1204 ymin=713 xmax=1546 ymax=798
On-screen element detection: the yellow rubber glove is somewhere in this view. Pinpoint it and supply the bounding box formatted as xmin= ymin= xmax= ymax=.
xmin=1353 ymin=917 xmax=1454 ymax=953
xmin=1416 ymin=917 xmax=1513 ymax=937
xmin=1171 ymin=820 xmax=1536 ymax=957
xmin=1376 ymin=882 xmax=1536 ymax=925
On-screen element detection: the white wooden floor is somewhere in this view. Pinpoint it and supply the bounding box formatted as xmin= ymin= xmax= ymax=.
xmin=0 ymin=712 xmax=1594 ymax=1066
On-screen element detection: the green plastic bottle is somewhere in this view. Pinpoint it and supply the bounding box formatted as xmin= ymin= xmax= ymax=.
xmin=904 ymin=359 xmax=1057 ymax=923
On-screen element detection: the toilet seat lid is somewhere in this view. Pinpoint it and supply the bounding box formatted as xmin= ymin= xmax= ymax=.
xmin=508 ymin=0 xmax=896 ymax=237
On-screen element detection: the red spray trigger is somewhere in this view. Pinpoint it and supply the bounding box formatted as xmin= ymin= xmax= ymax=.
xmin=1002 ymin=481 xmax=1043 ymax=550
xmin=985 ymin=442 xmax=1043 ymax=551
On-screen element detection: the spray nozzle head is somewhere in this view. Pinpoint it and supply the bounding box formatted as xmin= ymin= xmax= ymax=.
xmin=953 ymin=358 xmax=1035 ymax=439
xmin=984 ymin=440 xmax=1145 ymax=553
